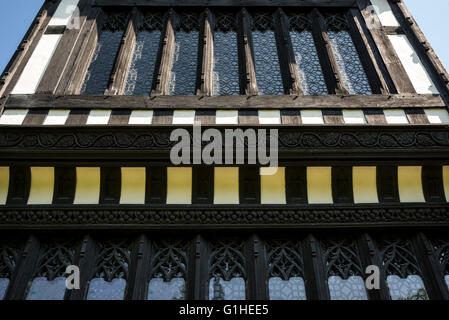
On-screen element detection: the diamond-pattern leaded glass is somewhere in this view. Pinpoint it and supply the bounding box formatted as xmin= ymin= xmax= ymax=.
xmin=266 ymin=240 xmax=307 ymax=300
xmin=325 ymin=14 xmax=372 ymax=95
xmin=147 ymin=240 xmax=188 ymax=300
xmin=124 ymin=13 xmax=163 ymax=95
xmin=213 ymin=13 xmax=240 ymax=95
xmin=81 ymin=13 xmax=127 ymax=95
xmin=289 ymin=14 xmax=327 ymax=95
xmin=87 ymin=240 xmax=131 ymax=300
xmin=209 ymin=241 xmax=246 ymax=300
xmin=328 ymin=276 xmax=368 ymax=300
xmin=251 ymin=13 xmax=284 ymax=95
xmin=322 ymin=239 xmax=367 ymax=300
xmin=378 ymin=238 xmax=429 ymax=300
xmin=170 ymin=13 xmax=200 ymax=95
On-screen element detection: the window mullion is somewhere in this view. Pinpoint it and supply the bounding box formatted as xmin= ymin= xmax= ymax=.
xmin=238 ymin=9 xmax=258 ymax=95
xmin=274 ymin=9 xmax=303 ymax=95
xmin=104 ymin=8 xmax=142 ymax=96
xmin=188 ymin=235 xmax=209 ymax=300
xmin=4 ymin=235 xmax=41 ymax=300
xmin=301 ymin=234 xmax=330 ymax=300
xmin=246 ymin=234 xmax=269 ymax=300
xmin=309 ymin=9 xmax=348 ymax=95
xmin=153 ymin=9 xmax=178 ymax=96
xmin=125 ymin=235 xmax=152 ymax=300
xmin=357 ymin=233 xmax=391 ymax=300
xmin=198 ymin=9 xmax=215 ymax=96
xmin=66 ymin=235 xmax=97 ymax=300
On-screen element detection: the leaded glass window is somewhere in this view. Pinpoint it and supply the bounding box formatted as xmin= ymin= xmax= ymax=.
xmin=81 ymin=13 xmax=127 ymax=95
xmin=124 ymin=12 xmax=163 ymax=96
xmin=0 ymin=243 xmax=20 ymax=300
xmin=213 ymin=13 xmax=240 ymax=96
xmin=289 ymin=14 xmax=328 ymax=95
xmin=170 ymin=13 xmax=200 ymax=95
xmin=325 ymin=14 xmax=372 ymax=95
xmin=86 ymin=240 xmax=130 ymax=300
xmin=26 ymin=240 xmax=76 ymax=300
xmin=251 ymin=13 xmax=284 ymax=95
xmin=379 ymin=238 xmax=429 ymax=300
xmin=208 ymin=241 xmax=246 ymax=300
xmin=147 ymin=241 xmax=187 ymax=300
xmin=267 ymin=240 xmax=307 ymax=300
xmin=323 ymin=239 xmax=368 ymax=300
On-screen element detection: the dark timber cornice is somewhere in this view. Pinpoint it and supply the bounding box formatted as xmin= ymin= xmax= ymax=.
xmin=1 ymin=125 xmax=449 ymax=162
xmin=4 ymin=93 xmax=446 ymax=110
xmin=0 ymin=204 xmax=448 ymax=230
xmin=93 ymin=0 xmax=358 ymax=7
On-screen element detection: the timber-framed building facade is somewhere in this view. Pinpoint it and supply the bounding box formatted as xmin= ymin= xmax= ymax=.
xmin=1 ymin=0 xmax=449 ymax=300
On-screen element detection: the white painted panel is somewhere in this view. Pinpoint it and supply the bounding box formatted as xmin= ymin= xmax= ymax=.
xmin=300 ymin=110 xmax=324 ymax=124
xmin=173 ymin=110 xmax=195 ymax=125
xmin=0 ymin=109 xmax=28 ymax=125
xmin=388 ymin=34 xmax=438 ymax=94
xmin=342 ymin=110 xmax=366 ymax=124
xmin=384 ymin=109 xmax=409 ymax=124
xmin=128 ymin=110 xmax=153 ymax=125
xmin=259 ymin=110 xmax=281 ymax=125
xmin=216 ymin=110 xmax=238 ymax=124
xmin=370 ymin=0 xmax=400 ymax=27
xmin=86 ymin=110 xmax=112 ymax=125
xmin=43 ymin=110 xmax=70 ymax=125
xmin=48 ymin=0 xmax=80 ymax=26
xmin=11 ymin=34 xmax=62 ymax=94
xmin=424 ymin=109 xmax=449 ymax=124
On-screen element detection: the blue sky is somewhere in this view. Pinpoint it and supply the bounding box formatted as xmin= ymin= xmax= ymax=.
xmin=0 ymin=0 xmax=448 ymax=75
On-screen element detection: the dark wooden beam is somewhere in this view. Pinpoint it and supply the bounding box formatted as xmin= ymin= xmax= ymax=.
xmin=309 ymin=9 xmax=349 ymax=95
xmin=5 ymin=93 xmax=446 ymax=110
xmin=274 ymin=9 xmax=303 ymax=95
xmin=105 ymin=9 xmax=142 ymax=95
xmin=152 ymin=10 xmax=178 ymax=96
xmin=356 ymin=0 xmax=415 ymax=94
xmin=238 ymin=9 xmax=258 ymax=95
xmin=198 ymin=9 xmax=215 ymax=96
xmin=37 ymin=0 xmax=93 ymax=94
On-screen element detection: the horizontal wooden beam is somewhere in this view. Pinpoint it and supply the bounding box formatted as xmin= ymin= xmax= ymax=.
xmin=5 ymin=93 xmax=446 ymax=110
xmin=93 ymin=0 xmax=358 ymax=7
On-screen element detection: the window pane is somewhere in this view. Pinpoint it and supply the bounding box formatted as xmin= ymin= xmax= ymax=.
xmin=0 ymin=278 xmax=9 ymax=300
xmin=87 ymin=278 xmax=127 ymax=300
xmin=327 ymin=30 xmax=372 ymax=94
xmin=148 ymin=278 xmax=186 ymax=300
xmin=209 ymin=276 xmax=246 ymax=300
xmin=328 ymin=276 xmax=368 ymax=300
xmin=269 ymin=277 xmax=306 ymax=300
xmin=26 ymin=277 xmax=66 ymax=300
xmin=387 ymin=275 xmax=428 ymax=300
xmin=170 ymin=30 xmax=199 ymax=95
xmin=124 ymin=31 xmax=161 ymax=95
xmin=213 ymin=32 xmax=240 ymax=95
xmin=290 ymin=30 xmax=327 ymax=95
xmin=213 ymin=14 xmax=240 ymax=96
xmin=81 ymin=14 xmax=127 ymax=95
xmin=252 ymin=30 xmax=284 ymax=95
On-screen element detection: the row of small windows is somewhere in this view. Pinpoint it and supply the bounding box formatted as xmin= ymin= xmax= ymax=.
xmin=1 ymin=234 xmax=448 ymax=300
xmin=81 ymin=9 xmax=372 ymax=96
